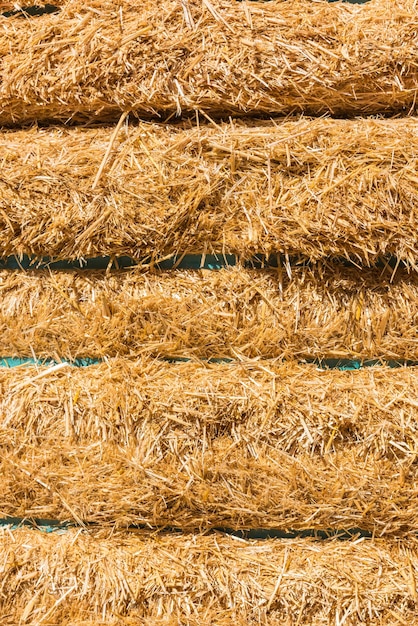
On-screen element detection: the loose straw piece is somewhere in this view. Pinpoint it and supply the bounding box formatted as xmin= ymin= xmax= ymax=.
xmin=92 ymin=111 xmax=128 ymax=190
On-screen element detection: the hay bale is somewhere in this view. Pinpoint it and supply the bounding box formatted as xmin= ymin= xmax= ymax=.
xmin=2 ymin=117 xmax=418 ymax=263
xmin=2 ymin=357 xmax=417 ymax=460
xmin=1 ymin=527 xmax=417 ymax=625
xmin=0 ymin=264 xmax=417 ymax=361
xmin=2 ymin=358 xmax=418 ymax=532
xmin=0 ymin=0 xmax=417 ymax=124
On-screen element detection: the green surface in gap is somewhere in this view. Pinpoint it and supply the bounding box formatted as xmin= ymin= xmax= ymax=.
xmin=1 ymin=4 xmax=59 ymax=17
xmin=0 ymin=517 xmax=373 ymax=539
xmin=0 ymin=254 xmax=407 ymax=271
xmin=0 ymin=357 xmax=417 ymax=370
xmin=0 ymin=357 xmax=101 ymax=368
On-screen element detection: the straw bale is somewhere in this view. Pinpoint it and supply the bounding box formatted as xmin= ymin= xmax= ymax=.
xmin=2 ymin=357 xmax=418 ymax=459
xmin=3 ymin=117 xmax=418 ymax=263
xmin=0 ymin=0 xmax=417 ymax=124
xmin=2 ymin=358 xmax=418 ymax=533
xmin=1 ymin=264 xmax=418 ymax=361
xmin=1 ymin=527 xmax=418 ymax=625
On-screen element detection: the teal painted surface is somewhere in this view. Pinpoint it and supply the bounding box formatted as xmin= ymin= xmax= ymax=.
xmin=309 ymin=358 xmax=418 ymax=370
xmin=0 ymin=517 xmax=372 ymax=539
xmin=0 ymin=254 xmax=407 ymax=272
xmin=0 ymin=357 xmax=101 ymax=368
xmin=0 ymin=254 xmax=237 ymax=271
xmin=0 ymin=517 xmax=73 ymax=533
xmin=0 ymin=253 xmax=294 ymax=271
xmin=0 ymin=357 xmax=416 ymax=370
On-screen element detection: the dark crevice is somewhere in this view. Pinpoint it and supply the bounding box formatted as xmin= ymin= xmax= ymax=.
xmin=1 ymin=356 xmax=418 ymax=370
xmin=0 ymin=253 xmax=412 ymax=272
xmin=1 ymin=4 xmax=59 ymax=18
xmin=0 ymin=517 xmax=374 ymax=540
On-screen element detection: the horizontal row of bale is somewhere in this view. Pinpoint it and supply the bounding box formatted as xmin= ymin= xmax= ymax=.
xmin=0 ymin=0 xmax=417 ymax=124
xmin=5 ymin=357 xmax=416 ymax=455
xmin=0 ymin=264 xmax=417 ymax=360
xmin=1 ymin=358 xmax=418 ymax=534
xmin=2 ymin=527 xmax=418 ymax=625
xmin=1 ymin=117 xmax=418 ymax=263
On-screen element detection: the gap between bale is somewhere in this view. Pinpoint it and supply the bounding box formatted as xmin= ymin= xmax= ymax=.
xmin=0 ymin=264 xmax=417 ymax=361
xmin=0 ymin=3 xmax=60 ymax=18
xmin=2 ymin=118 xmax=418 ymax=263
xmin=0 ymin=0 xmax=417 ymax=124
xmin=2 ymin=358 xmax=418 ymax=534
xmin=0 ymin=527 xmax=418 ymax=625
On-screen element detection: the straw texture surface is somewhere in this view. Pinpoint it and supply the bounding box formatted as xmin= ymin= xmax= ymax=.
xmin=2 ymin=359 xmax=418 ymax=533
xmin=0 ymin=0 xmax=417 ymax=124
xmin=2 ymin=117 xmax=418 ymax=263
xmin=1 ymin=527 xmax=418 ymax=625
xmin=1 ymin=357 xmax=417 ymax=457
xmin=0 ymin=265 xmax=417 ymax=361
xmin=3 ymin=1 xmax=418 ymax=620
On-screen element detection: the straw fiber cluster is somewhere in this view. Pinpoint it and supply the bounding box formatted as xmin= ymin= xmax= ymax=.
xmin=1 ymin=264 xmax=418 ymax=361
xmin=0 ymin=0 xmax=418 ymax=125
xmin=3 ymin=527 xmax=418 ymax=626
xmin=2 ymin=359 xmax=418 ymax=534
xmin=2 ymin=117 xmax=418 ymax=263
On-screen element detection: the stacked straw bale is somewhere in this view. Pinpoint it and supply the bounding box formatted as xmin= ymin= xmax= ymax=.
xmin=0 ymin=264 xmax=418 ymax=361
xmin=1 ymin=527 xmax=418 ymax=625
xmin=2 ymin=117 xmax=418 ymax=263
xmin=3 ymin=0 xmax=418 ymax=622
xmin=4 ymin=357 xmax=418 ymax=457
xmin=0 ymin=0 xmax=417 ymax=125
xmin=2 ymin=359 xmax=418 ymax=534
